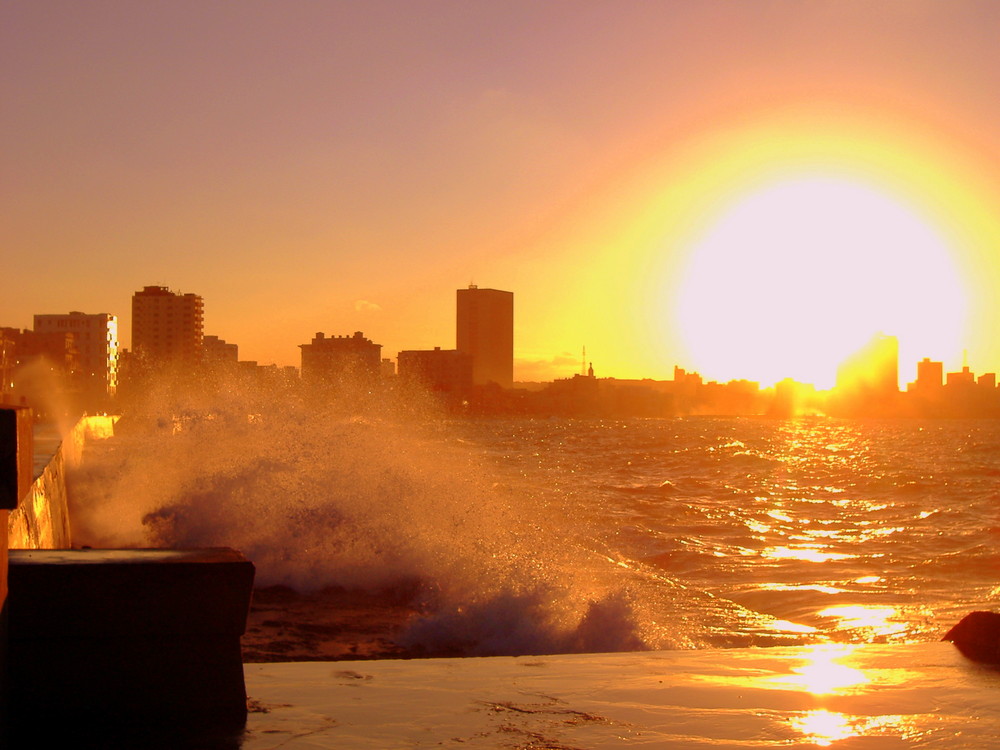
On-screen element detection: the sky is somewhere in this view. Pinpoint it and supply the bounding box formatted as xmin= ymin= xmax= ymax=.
xmin=4 ymin=1 xmax=1000 ymax=386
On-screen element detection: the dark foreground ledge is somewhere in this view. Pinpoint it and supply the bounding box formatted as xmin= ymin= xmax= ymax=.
xmin=6 ymin=548 xmax=255 ymax=747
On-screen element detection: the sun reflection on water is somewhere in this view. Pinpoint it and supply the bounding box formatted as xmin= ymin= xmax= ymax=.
xmin=788 ymin=708 xmax=919 ymax=747
xmin=763 ymin=546 xmax=854 ymax=563
xmin=791 ymin=710 xmax=917 ymax=747
xmin=791 ymin=709 xmax=854 ymax=747
xmin=687 ymin=640 xmax=935 ymax=746
xmin=817 ymin=604 xmax=909 ymax=639
xmin=773 ymin=644 xmax=868 ymax=694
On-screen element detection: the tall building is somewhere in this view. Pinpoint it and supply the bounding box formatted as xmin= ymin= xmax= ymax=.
xmin=33 ymin=311 xmax=119 ymax=398
xmin=910 ymin=357 xmax=944 ymax=394
xmin=456 ymin=285 xmax=513 ymax=388
xmin=299 ymin=331 xmax=382 ymax=384
xmin=131 ymin=286 xmax=204 ymax=369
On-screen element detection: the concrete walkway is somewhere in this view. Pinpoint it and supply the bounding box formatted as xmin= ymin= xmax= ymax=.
xmin=241 ymin=642 xmax=1000 ymax=749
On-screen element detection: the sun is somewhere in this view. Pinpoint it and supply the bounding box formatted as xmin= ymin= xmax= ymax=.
xmin=672 ymin=175 xmax=967 ymax=388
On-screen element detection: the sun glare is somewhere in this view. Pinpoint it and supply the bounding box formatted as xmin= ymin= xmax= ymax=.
xmin=674 ymin=176 xmax=966 ymax=388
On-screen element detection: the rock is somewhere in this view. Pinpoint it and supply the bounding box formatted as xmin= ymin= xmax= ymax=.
xmin=943 ymin=611 xmax=1000 ymax=663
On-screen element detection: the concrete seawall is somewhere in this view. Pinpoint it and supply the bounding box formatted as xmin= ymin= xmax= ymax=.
xmin=2 ymin=411 xmax=254 ymax=745
xmin=7 ymin=415 xmax=116 ymax=549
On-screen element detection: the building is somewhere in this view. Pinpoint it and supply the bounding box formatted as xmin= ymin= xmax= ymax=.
xmin=299 ymin=331 xmax=382 ymax=384
xmin=946 ymin=365 xmax=976 ymax=388
xmin=456 ymin=285 xmax=513 ymax=389
xmin=0 ymin=327 xmax=78 ymax=408
xmin=202 ymin=334 xmax=239 ymax=366
xmin=396 ymin=347 xmax=473 ymax=393
xmin=33 ymin=312 xmax=118 ymax=399
xmin=131 ymin=286 xmax=204 ymax=369
xmin=909 ymin=357 xmax=944 ymax=394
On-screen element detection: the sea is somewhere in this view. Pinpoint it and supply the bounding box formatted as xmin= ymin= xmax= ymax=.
xmin=69 ymin=405 xmax=1000 ymax=657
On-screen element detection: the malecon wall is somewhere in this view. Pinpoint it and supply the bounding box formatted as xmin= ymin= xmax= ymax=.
xmin=3 ymin=410 xmax=252 ymax=744
xmin=7 ymin=415 xmax=117 ymax=549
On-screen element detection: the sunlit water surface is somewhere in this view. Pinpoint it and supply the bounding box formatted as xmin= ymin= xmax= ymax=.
xmin=447 ymin=417 xmax=1000 ymax=648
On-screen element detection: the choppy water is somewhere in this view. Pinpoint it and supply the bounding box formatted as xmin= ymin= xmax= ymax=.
xmin=70 ymin=406 xmax=1000 ymax=656
xmin=448 ymin=418 xmax=1000 ymax=649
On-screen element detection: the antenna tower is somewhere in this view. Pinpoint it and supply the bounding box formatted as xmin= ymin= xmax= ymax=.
xmin=581 ymin=346 xmax=586 ymax=376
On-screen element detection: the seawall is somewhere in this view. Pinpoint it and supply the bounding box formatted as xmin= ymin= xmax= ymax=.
xmin=2 ymin=411 xmax=253 ymax=744
xmin=6 ymin=414 xmax=117 ymax=549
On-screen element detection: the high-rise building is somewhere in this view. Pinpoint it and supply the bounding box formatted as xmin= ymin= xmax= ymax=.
xmin=33 ymin=311 xmax=119 ymax=397
xmin=456 ymin=285 xmax=513 ymax=388
xmin=131 ymin=286 xmax=204 ymax=369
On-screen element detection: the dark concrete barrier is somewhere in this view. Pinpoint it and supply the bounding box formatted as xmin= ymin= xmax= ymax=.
xmin=7 ymin=547 xmax=254 ymax=744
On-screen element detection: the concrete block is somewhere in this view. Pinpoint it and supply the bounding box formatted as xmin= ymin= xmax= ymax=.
xmin=7 ymin=548 xmax=255 ymax=742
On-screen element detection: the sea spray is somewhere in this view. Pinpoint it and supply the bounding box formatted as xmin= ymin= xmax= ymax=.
xmin=68 ymin=373 xmax=722 ymax=655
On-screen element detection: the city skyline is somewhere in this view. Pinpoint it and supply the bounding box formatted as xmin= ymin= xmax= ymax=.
xmin=4 ymin=281 xmax=995 ymax=394
xmin=5 ymin=3 xmax=1000 ymax=387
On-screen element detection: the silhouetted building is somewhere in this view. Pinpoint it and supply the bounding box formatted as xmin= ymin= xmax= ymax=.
xmin=456 ymin=285 xmax=513 ymax=389
xmin=33 ymin=312 xmax=118 ymax=399
xmin=397 ymin=347 xmax=473 ymax=392
xmin=202 ymin=334 xmax=238 ymax=365
xmin=937 ymin=365 xmax=998 ymax=417
xmin=131 ymin=286 xmax=204 ymax=370
xmin=946 ymin=366 xmax=975 ymax=388
xmin=299 ymin=331 xmax=382 ymax=384
xmin=0 ymin=327 xmax=79 ymax=415
xmin=2 ymin=327 xmax=78 ymax=371
xmin=910 ymin=357 xmax=944 ymax=394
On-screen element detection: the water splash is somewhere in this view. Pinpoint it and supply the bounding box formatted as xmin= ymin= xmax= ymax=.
xmin=66 ymin=375 xmax=686 ymax=656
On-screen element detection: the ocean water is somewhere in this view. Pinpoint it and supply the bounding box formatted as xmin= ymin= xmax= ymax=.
xmin=444 ymin=417 xmax=1000 ymax=650
xmin=69 ymin=404 xmax=1000 ymax=657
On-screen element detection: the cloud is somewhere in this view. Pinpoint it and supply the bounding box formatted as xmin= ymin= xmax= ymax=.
xmin=354 ymin=300 xmax=382 ymax=312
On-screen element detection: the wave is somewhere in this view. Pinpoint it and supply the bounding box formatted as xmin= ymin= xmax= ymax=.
xmin=66 ymin=379 xmax=713 ymax=656
xmin=69 ymin=388 xmax=996 ymax=655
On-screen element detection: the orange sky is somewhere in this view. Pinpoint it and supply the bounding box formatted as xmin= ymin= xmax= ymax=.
xmin=4 ymin=1 xmax=1000 ymax=385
